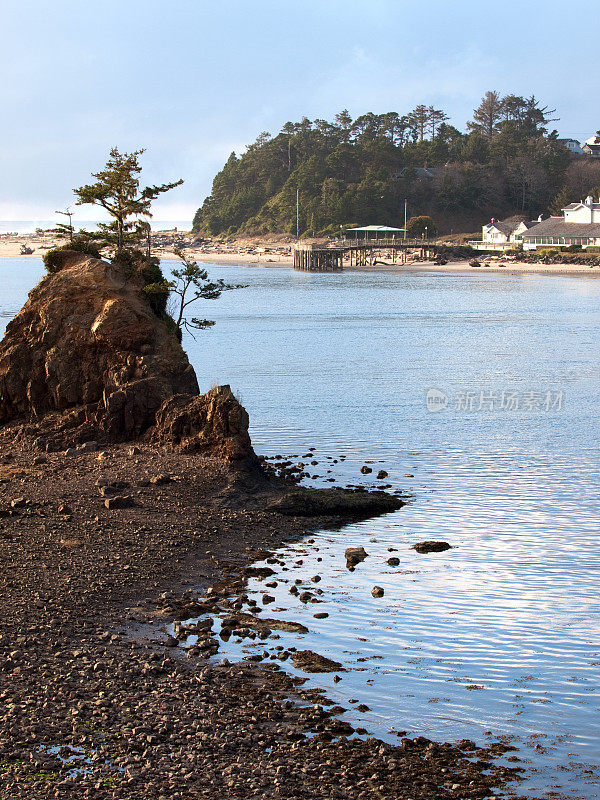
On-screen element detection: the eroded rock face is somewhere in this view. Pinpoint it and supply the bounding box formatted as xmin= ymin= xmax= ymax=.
xmin=0 ymin=251 xmax=198 ymax=441
xmin=151 ymin=386 xmax=257 ymax=464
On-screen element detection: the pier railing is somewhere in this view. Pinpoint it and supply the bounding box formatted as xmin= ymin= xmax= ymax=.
xmin=329 ymin=237 xmax=432 ymax=248
xmin=293 ymin=239 xmax=439 ymax=271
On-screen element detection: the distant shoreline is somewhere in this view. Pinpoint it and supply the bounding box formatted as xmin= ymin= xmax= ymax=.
xmin=1 ymin=232 xmax=599 ymax=279
xmin=174 ymin=249 xmax=600 ymax=278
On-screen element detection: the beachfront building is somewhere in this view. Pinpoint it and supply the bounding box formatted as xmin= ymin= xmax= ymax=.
xmin=520 ymin=196 xmax=600 ymax=250
xmin=471 ymin=217 xmax=538 ymax=251
xmin=345 ymin=225 xmax=405 ymax=241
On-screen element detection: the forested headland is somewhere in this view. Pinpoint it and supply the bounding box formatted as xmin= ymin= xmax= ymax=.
xmin=193 ymin=93 xmax=600 ymax=237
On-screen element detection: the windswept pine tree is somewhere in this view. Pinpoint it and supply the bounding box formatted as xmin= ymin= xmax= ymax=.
xmin=193 ymin=95 xmax=600 ymax=237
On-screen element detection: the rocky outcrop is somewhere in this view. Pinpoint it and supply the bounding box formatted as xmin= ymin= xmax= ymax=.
xmin=266 ymin=488 xmax=404 ymax=518
xmin=0 ymin=251 xmax=198 ymax=443
xmin=151 ymin=386 xmax=257 ymax=464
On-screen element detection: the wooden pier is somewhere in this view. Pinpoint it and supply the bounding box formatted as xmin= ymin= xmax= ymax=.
xmin=293 ymin=239 xmax=438 ymax=271
xmin=293 ymin=243 xmax=344 ymax=271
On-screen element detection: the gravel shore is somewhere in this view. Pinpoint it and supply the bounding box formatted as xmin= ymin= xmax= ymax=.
xmin=0 ymin=427 xmax=527 ymax=799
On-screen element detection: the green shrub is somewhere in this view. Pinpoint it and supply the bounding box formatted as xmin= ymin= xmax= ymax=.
xmin=406 ymin=215 xmax=438 ymax=238
xmin=43 ymin=237 xmax=102 ymax=273
xmin=113 ymin=249 xmax=169 ymax=316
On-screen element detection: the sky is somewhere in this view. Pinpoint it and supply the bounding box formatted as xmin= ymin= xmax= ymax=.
xmin=1 ymin=0 xmax=597 ymax=224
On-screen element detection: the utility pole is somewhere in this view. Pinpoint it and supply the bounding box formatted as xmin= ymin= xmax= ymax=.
xmin=404 ymin=199 xmax=407 ymax=240
xmin=136 ymin=220 xmax=152 ymax=257
xmin=296 ymin=189 xmax=300 ymax=240
xmin=56 ymin=207 xmax=74 ymax=242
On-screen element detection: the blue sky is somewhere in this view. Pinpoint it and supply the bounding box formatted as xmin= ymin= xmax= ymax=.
xmin=1 ymin=0 xmax=596 ymax=222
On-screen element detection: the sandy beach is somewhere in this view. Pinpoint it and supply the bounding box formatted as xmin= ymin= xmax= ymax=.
xmin=191 ymin=250 xmax=600 ymax=279
xmin=2 ymin=231 xmax=600 ymax=278
xmin=0 ymin=232 xmax=58 ymax=259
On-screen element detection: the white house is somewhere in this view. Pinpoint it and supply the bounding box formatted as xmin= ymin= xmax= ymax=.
xmin=582 ymin=143 xmax=600 ymax=158
xmin=520 ymin=196 xmax=600 ymax=250
xmin=472 ymin=217 xmax=538 ymax=251
xmin=582 ymin=135 xmax=600 ymax=158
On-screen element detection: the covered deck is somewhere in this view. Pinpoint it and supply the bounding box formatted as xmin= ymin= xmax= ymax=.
xmin=345 ymin=224 xmax=406 ymax=241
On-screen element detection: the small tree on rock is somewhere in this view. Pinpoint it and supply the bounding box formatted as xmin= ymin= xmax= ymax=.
xmin=73 ymin=147 xmax=183 ymax=252
xmin=55 ymin=207 xmax=75 ymax=242
xmin=145 ymin=249 xmax=245 ymax=338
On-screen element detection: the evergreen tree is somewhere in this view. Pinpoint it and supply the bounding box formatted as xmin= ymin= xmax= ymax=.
xmin=191 ymin=98 xmax=588 ymax=237
xmin=74 ymin=148 xmax=183 ymax=252
xmin=468 ymin=91 xmax=504 ymax=139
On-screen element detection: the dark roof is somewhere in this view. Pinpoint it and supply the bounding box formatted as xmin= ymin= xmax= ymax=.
xmin=562 ymin=203 xmax=583 ymax=210
xmin=487 ymin=217 xmax=531 ymax=237
xmin=583 ymin=143 xmax=600 ymax=153
xmin=487 ymin=221 xmax=514 ymax=237
xmin=393 ymin=167 xmax=437 ymax=180
xmin=521 ymin=217 xmax=600 ymax=238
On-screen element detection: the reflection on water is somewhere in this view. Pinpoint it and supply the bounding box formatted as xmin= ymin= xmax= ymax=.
xmin=184 ymin=264 xmax=600 ymax=799
xmin=2 ymin=259 xmax=600 ymax=798
xmin=208 ymin=446 xmax=599 ymax=798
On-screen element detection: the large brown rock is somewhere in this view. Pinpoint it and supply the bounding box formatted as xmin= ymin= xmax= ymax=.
xmin=152 ymin=386 xmax=257 ymax=464
xmin=0 ymin=251 xmax=199 ymax=441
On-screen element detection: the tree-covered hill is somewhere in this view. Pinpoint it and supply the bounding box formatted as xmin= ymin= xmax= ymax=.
xmin=193 ymin=94 xmax=600 ymax=237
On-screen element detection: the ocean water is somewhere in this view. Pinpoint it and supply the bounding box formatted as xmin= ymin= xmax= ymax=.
xmin=1 ymin=258 xmax=599 ymax=797
xmin=0 ymin=220 xmax=191 ymax=235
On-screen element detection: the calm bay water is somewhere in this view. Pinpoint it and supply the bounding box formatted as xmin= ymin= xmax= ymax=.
xmin=2 ymin=258 xmax=599 ymax=797
xmin=0 ymin=220 xmax=191 ymax=234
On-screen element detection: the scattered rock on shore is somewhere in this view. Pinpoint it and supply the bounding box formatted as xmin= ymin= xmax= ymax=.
xmin=413 ymin=540 xmax=452 ymax=553
xmin=104 ymin=494 xmax=136 ymax=510
xmin=267 ymin=488 xmax=403 ymax=519
xmin=291 ymin=650 xmax=344 ymax=673
xmin=345 ymin=546 xmax=368 ymax=567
